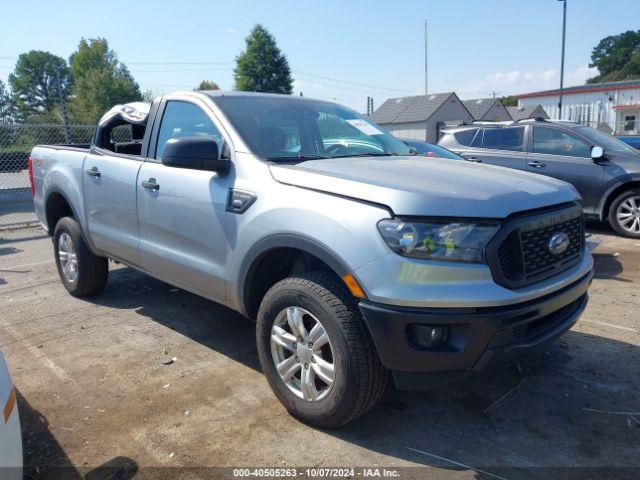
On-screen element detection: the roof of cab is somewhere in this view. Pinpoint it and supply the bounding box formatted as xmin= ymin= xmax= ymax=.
xmin=97 ymin=101 xmax=151 ymax=127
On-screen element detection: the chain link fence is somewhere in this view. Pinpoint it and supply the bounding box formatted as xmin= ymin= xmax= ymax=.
xmin=0 ymin=123 xmax=95 ymax=230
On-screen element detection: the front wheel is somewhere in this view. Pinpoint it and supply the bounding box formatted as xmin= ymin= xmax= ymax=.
xmin=609 ymin=189 xmax=640 ymax=238
xmin=256 ymin=272 xmax=387 ymax=428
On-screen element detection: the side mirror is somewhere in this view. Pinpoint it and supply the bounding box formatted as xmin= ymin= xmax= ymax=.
xmin=591 ymin=145 xmax=604 ymax=160
xmin=161 ymin=136 xmax=229 ymax=174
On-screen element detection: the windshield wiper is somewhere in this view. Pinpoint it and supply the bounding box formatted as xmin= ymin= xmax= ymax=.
xmin=330 ymin=152 xmax=400 ymax=159
xmin=269 ymin=154 xmax=329 ymax=163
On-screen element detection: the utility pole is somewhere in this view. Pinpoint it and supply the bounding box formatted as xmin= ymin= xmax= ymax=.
xmin=55 ymin=66 xmax=71 ymax=144
xmin=424 ymin=20 xmax=428 ymax=95
xmin=366 ymin=96 xmax=374 ymax=116
xmin=558 ymin=0 xmax=567 ymax=119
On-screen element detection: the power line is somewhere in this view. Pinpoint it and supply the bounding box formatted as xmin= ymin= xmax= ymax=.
xmin=131 ymin=65 xmax=415 ymax=95
xmin=128 ymin=67 xmax=232 ymax=73
xmin=292 ymin=70 xmax=415 ymax=94
xmin=126 ymin=61 xmax=234 ymax=66
xmin=0 ymin=54 xmax=417 ymax=98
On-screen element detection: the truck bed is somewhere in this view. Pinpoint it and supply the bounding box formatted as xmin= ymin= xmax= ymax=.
xmin=35 ymin=144 xmax=91 ymax=151
xmin=30 ymin=144 xmax=92 ymax=232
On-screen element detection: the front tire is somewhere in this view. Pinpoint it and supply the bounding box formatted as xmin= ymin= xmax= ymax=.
xmin=609 ymin=189 xmax=640 ymax=238
xmin=53 ymin=216 xmax=108 ymax=297
xmin=256 ymin=272 xmax=386 ymax=428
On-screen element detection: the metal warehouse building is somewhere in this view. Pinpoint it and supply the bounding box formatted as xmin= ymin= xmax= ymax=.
xmin=516 ymin=79 xmax=640 ymax=135
xmin=371 ymin=92 xmax=473 ymax=142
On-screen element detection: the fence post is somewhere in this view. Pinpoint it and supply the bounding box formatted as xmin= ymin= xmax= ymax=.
xmin=55 ymin=66 xmax=71 ymax=144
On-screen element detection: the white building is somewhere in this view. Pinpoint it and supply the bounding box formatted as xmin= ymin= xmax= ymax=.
xmin=515 ymin=79 xmax=640 ymax=135
xmin=463 ymin=98 xmax=512 ymax=121
xmin=371 ymin=92 xmax=473 ymax=142
xmin=507 ymin=105 xmax=549 ymax=121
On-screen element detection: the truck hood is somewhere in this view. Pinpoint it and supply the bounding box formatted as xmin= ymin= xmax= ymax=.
xmin=269 ymin=156 xmax=579 ymax=218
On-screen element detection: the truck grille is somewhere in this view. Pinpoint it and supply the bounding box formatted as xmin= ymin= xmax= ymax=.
xmin=487 ymin=204 xmax=585 ymax=289
xmin=520 ymin=216 xmax=582 ymax=277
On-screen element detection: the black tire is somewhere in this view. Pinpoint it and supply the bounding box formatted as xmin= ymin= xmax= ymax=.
xmin=256 ymin=271 xmax=387 ymax=428
xmin=608 ymin=188 xmax=640 ymax=238
xmin=53 ymin=216 xmax=108 ymax=297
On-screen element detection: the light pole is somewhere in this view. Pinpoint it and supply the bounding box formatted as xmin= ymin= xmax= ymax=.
xmin=424 ymin=20 xmax=428 ymax=95
xmin=558 ymin=0 xmax=567 ymax=119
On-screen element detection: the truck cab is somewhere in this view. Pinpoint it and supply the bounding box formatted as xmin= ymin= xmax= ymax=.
xmin=30 ymin=92 xmax=593 ymax=428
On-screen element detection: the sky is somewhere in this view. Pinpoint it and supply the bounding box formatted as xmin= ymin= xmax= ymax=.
xmin=1 ymin=0 xmax=639 ymax=112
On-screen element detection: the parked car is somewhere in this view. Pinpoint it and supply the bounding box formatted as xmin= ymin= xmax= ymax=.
xmin=29 ymin=92 xmax=592 ymax=428
xmin=616 ymin=135 xmax=640 ymax=150
xmin=399 ymin=138 xmax=462 ymax=159
xmin=439 ymin=119 xmax=640 ymax=238
xmin=0 ymin=350 xmax=22 ymax=480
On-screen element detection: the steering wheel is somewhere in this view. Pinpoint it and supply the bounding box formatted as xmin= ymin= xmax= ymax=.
xmin=325 ymin=143 xmax=350 ymax=156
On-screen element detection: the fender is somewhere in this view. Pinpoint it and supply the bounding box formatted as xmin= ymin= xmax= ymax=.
xmin=596 ymin=174 xmax=640 ymax=221
xmin=44 ymin=188 xmax=99 ymax=254
xmin=237 ymin=233 xmax=352 ymax=317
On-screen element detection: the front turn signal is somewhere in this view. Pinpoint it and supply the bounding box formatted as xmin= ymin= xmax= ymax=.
xmin=3 ymin=385 xmax=16 ymax=423
xmin=342 ymin=274 xmax=366 ymax=299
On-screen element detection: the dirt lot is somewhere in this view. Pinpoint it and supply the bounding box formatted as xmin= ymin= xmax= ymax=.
xmin=1 ymin=225 xmax=639 ymax=479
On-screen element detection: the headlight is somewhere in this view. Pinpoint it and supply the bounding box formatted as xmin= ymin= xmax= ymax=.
xmin=377 ymin=219 xmax=500 ymax=263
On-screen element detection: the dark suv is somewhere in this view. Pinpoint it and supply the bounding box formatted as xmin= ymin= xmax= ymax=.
xmin=439 ymin=119 xmax=640 ymax=237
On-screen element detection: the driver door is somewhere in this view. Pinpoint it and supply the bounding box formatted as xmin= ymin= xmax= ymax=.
xmin=137 ymin=98 xmax=231 ymax=300
xmin=526 ymin=126 xmax=604 ymax=209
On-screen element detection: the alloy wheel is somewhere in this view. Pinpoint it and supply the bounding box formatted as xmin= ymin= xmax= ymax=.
xmin=270 ymin=306 xmax=335 ymax=401
xmin=58 ymin=232 xmax=79 ymax=283
xmin=616 ymin=196 xmax=640 ymax=234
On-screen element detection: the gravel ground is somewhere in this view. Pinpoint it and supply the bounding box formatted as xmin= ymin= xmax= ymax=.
xmin=0 ymin=225 xmax=638 ymax=480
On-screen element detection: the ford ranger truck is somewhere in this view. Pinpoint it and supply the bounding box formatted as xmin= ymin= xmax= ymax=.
xmin=29 ymin=92 xmax=593 ymax=428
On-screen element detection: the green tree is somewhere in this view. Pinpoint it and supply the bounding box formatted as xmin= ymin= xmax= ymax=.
xmin=8 ymin=50 xmax=70 ymax=121
xmin=588 ymin=30 xmax=640 ymax=83
xmin=500 ymin=95 xmax=518 ymax=107
xmin=0 ymin=80 xmax=16 ymax=123
xmin=68 ymin=38 xmax=142 ymax=123
xmin=234 ymin=24 xmax=293 ymax=94
xmin=196 ymin=80 xmax=220 ymax=91
xmin=142 ymin=89 xmax=155 ymax=103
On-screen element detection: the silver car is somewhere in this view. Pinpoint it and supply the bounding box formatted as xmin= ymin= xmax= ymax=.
xmin=30 ymin=92 xmax=593 ymax=427
xmin=0 ymin=350 xmax=22 ymax=479
xmin=439 ymin=119 xmax=640 ymax=238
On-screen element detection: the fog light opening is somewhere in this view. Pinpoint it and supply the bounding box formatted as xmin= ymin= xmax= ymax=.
xmin=407 ymin=324 xmax=449 ymax=350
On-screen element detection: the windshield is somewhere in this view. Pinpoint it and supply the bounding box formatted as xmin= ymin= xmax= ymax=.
xmin=575 ymin=126 xmax=640 ymax=155
xmin=215 ymin=96 xmax=413 ymax=161
xmin=402 ymin=139 xmax=462 ymax=159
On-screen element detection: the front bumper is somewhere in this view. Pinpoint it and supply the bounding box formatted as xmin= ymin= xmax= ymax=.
xmin=0 ymin=392 xmax=22 ymax=479
xmin=358 ymin=269 xmax=592 ymax=389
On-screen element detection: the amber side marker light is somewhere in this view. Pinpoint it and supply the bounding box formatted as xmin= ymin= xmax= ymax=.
xmin=342 ymin=274 xmax=366 ymax=299
xmin=3 ymin=385 xmax=16 ymax=423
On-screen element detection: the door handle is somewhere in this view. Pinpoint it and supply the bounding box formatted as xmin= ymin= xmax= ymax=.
xmin=465 ymin=156 xmax=482 ymax=163
xmin=86 ymin=167 xmax=101 ymax=177
xmin=141 ymin=178 xmax=160 ymax=190
xmin=528 ymin=160 xmax=546 ymax=168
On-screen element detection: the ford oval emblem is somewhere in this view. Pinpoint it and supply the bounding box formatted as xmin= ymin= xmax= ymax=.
xmin=548 ymin=232 xmax=570 ymax=256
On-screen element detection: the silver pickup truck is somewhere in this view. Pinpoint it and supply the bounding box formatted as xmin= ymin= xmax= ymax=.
xmin=29 ymin=91 xmax=593 ymax=428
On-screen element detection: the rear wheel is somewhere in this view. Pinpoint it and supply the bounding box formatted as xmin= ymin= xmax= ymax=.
xmin=609 ymin=189 xmax=640 ymax=238
xmin=53 ymin=216 xmax=108 ymax=296
xmin=256 ymin=271 xmax=387 ymax=428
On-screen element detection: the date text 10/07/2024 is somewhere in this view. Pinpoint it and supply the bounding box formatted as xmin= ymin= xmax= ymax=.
xmin=232 ymin=468 xmax=401 ymax=478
